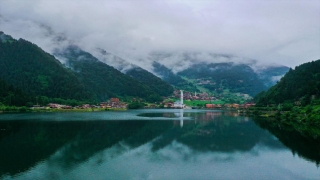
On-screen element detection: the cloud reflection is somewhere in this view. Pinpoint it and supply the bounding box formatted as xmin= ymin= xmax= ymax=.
xmin=5 ymin=139 xmax=319 ymax=180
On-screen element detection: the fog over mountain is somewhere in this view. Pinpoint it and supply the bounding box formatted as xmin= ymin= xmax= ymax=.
xmin=1 ymin=0 xmax=319 ymax=72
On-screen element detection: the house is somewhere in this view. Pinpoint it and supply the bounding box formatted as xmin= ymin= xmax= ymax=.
xmin=231 ymin=104 xmax=239 ymax=108
xmin=174 ymin=101 xmax=185 ymax=108
xmin=61 ymin=106 xmax=72 ymax=109
xmin=216 ymin=104 xmax=222 ymax=108
xmin=244 ymin=103 xmax=256 ymax=108
xmin=82 ymin=104 xmax=91 ymax=109
xmin=110 ymin=98 xmax=120 ymax=103
xmin=48 ymin=103 xmax=62 ymax=109
xmin=164 ymin=102 xmax=174 ymax=108
xmin=206 ymin=104 xmax=215 ymax=108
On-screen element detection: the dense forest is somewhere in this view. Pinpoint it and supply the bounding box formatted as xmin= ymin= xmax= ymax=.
xmin=0 ymin=32 xmax=171 ymax=106
xmin=255 ymin=60 xmax=320 ymax=106
xmin=0 ymin=77 xmax=31 ymax=106
xmin=257 ymin=66 xmax=289 ymax=88
xmin=0 ymin=32 xmax=90 ymax=102
xmin=125 ymin=67 xmax=173 ymax=96
xmin=54 ymin=46 xmax=163 ymax=102
xmin=152 ymin=61 xmax=198 ymax=92
xmin=178 ymin=62 xmax=267 ymax=96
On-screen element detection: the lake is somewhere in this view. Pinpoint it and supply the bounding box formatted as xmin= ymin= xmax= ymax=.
xmin=0 ymin=109 xmax=319 ymax=180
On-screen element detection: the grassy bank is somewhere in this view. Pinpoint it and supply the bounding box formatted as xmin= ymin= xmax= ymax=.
xmin=183 ymin=100 xmax=225 ymax=107
xmin=241 ymin=105 xmax=320 ymax=126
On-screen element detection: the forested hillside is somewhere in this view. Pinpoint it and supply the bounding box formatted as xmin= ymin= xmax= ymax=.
xmin=54 ymin=46 xmax=163 ymax=102
xmin=152 ymin=61 xmax=198 ymax=92
xmin=178 ymin=63 xmax=267 ymax=96
xmin=0 ymin=32 xmax=90 ymax=101
xmin=0 ymin=32 xmax=169 ymax=106
xmin=0 ymin=77 xmax=31 ymax=106
xmin=92 ymin=48 xmax=174 ymax=96
xmin=255 ymin=60 xmax=320 ymax=105
xmin=257 ymin=66 xmax=289 ymax=88
xmin=125 ymin=67 xmax=173 ymax=96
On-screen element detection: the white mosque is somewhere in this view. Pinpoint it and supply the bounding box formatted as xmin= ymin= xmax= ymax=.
xmin=174 ymin=90 xmax=185 ymax=108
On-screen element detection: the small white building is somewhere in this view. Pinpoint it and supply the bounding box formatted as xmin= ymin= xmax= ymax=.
xmin=173 ymin=101 xmax=185 ymax=108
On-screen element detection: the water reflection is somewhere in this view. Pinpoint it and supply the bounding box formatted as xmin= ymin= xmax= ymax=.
xmin=0 ymin=110 xmax=319 ymax=180
xmin=253 ymin=118 xmax=320 ymax=166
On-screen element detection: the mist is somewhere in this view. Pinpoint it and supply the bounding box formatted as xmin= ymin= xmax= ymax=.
xmin=0 ymin=0 xmax=319 ymax=72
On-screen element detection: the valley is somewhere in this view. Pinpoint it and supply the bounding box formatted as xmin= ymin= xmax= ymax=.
xmin=0 ymin=1 xmax=319 ymax=179
xmin=0 ymin=31 xmax=289 ymax=111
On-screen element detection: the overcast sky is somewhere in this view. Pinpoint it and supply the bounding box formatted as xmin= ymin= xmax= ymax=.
xmin=0 ymin=0 xmax=319 ymax=69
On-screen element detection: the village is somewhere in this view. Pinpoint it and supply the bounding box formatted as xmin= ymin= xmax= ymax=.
xmin=162 ymin=90 xmax=255 ymax=109
xmin=31 ymin=98 xmax=127 ymax=110
xmin=31 ymin=90 xmax=255 ymax=111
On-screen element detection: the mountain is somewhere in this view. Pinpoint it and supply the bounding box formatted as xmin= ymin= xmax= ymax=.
xmin=54 ymin=46 xmax=163 ymax=102
xmin=93 ymin=48 xmax=135 ymax=72
xmin=178 ymin=62 xmax=267 ymax=96
xmin=1 ymin=27 xmax=289 ymax=103
xmin=149 ymin=52 xmax=288 ymax=96
xmin=125 ymin=67 xmax=173 ymax=96
xmin=0 ymin=32 xmax=168 ymax=106
xmin=4 ymin=22 xmax=174 ymax=100
xmin=0 ymin=32 xmax=90 ymax=101
xmin=255 ymin=59 xmax=320 ymax=105
xmin=92 ymin=48 xmax=174 ymax=97
xmin=152 ymin=61 xmax=198 ymax=92
xmin=257 ymin=66 xmax=289 ymax=88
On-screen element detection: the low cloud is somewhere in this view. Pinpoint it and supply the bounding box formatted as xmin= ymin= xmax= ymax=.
xmin=0 ymin=0 xmax=319 ymax=72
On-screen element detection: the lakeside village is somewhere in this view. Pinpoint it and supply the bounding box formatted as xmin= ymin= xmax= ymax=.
xmin=30 ymin=90 xmax=256 ymax=111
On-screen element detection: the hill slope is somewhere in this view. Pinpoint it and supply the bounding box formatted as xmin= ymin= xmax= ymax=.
xmin=125 ymin=67 xmax=173 ymax=96
xmin=178 ymin=62 xmax=267 ymax=96
xmin=0 ymin=32 xmax=90 ymax=101
xmin=150 ymin=52 xmax=288 ymax=97
xmin=255 ymin=59 xmax=320 ymax=105
xmin=152 ymin=61 xmax=198 ymax=92
xmin=0 ymin=32 xmax=167 ymax=105
xmin=54 ymin=46 xmax=163 ymax=101
xmin=0 ymin=77 xmax=31 ymax=106
xmin=257 ymin=66 xmax=290 ymax=88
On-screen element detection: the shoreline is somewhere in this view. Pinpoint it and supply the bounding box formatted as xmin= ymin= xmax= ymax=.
xmin=0 ymin=107 xmax=127 ymax=113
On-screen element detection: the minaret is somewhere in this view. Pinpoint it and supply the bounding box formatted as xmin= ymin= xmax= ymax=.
xmin=180 ymin=90 xmax=184 ymax=109
xmin=180 ymin=108 xmax=184 ymax=127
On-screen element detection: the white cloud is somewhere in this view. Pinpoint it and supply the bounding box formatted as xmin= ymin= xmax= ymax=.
xmin=0 ymin=0 xmax=319 ymax=70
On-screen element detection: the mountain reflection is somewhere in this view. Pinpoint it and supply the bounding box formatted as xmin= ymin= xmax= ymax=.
xmin=1 ymin=110 xmax=319 ymax=179
xmin=253 ymin=118 xmax=320 ymax=166
xmin=0 ymin=120 xmax=172 ymax=177
xmin=150 ymin=111 xmax=284 ymax=152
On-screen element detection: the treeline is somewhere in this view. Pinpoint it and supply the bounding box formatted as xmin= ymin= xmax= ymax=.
xmin=0 ymin=75 xmax=92 ymax=109
xmin=255 ymin=60 xmax=320 ymax=106
xmin=0 ymin=33 xmax=90 ymax=101
xmin=0 ymin=77 xmax=31 ymax=106
xmin=54 ymin=46 xmax=164 ymax=102
xmin=252 ymin=60 xmax=320 ymax=125
xmin=0 ymin=32 xmax=172 ymax=107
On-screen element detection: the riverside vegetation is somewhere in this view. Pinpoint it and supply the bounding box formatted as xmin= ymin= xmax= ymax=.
xmin=250 ymin=60 xmax=320 ymax=127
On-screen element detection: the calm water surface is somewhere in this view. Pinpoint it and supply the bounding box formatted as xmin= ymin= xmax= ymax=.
xmin=0 ymin=109 xmax=319 ymax=180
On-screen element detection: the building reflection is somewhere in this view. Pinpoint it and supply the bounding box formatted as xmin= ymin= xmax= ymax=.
xmin=180 ymin=109 xmax=183 ymax=127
